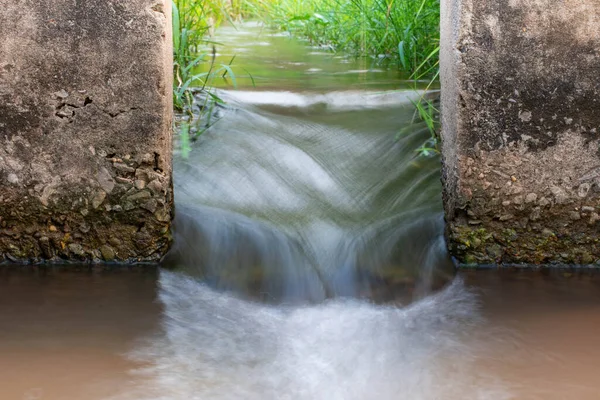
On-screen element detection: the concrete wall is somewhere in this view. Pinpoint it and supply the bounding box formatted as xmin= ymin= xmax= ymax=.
xmin=0 ymin=0 xmax=173 ymax=263
xmin=441 ymin=0 xmax=600 ymax=265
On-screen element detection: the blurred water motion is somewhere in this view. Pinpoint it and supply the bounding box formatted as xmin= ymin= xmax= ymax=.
xmin=113 ymin=272 xmax=506 ymax=400
xmin=166 ymin=87 xmax=451 ymax=302
xmin=4 ymin=269 xmax=600 ymax=399
xmin=3 ymin=23 xmax=600 ymax=400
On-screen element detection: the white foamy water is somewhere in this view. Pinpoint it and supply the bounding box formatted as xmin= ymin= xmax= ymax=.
xmin=2 ymin=22 xmax=600 ymax=400
xmin=170 ymin=89 xmax=450 ymax=300
xmin=222 ymin=90 xmax=424 ymax=111
xmin=111 ymin=272 xmax=510 ymax=400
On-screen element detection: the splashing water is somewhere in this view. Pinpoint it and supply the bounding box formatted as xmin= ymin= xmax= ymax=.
xmin=117 ymin=24 xmax=509 ymax=399
xmin=166 ymin=88 xmax=452 ymax=302
xmin=112 ymin=272 xmax=510 ymax=400
xmin=116 ymin=85 xmax=514 ymax=398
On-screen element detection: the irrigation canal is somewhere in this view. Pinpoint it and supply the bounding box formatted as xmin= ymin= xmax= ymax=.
xmin=2 ymin=23 xmax=600 ymax=400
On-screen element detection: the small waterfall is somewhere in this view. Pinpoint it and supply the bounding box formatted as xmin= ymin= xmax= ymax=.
xmin=165 ymin=89 xmax=453 ymax=302
xmin=111 ymin=24 xmax=514 ymax=399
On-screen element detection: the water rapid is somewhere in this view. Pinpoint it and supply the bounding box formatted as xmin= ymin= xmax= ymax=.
xmin=4 ymin=22 xmax=600 ymax=400
xmin=118 ymin=24 xmax=503 ymax=399
xmin=166 ymin=89 xmax=451 ymax=302
xmin=114 ymin=273 xmax=511 ymax=400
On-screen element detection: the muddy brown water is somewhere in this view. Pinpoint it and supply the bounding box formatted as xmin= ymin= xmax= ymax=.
xmin=2 ymin=269 xmax=600 ymax=399
xmin=2 ymin=23 xmax=600 ymax=400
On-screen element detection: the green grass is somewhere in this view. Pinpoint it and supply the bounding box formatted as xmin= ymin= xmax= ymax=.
xmin=172 ymin=0 xmax=239 ymax=111
xmin=172 ymin=0 xmax=441 ymax=156
xmin=172 ymin=0 xmax=242 ymax=156
xmin=244 ymin=0 xmax=439 ymax=78
xmin=243 ymin=0 xmax=441 ymax=155
xmin=409 ymin=75 xmax=441 ymax=156
xmin=406 ymin=94 xmax=440 ymax=157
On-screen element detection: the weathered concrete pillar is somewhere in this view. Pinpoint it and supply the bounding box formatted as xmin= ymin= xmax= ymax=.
xmin=0 ymin=0 xmax=173 ymax=263
xmin=441 ymin=0 xmax=600 ymax=265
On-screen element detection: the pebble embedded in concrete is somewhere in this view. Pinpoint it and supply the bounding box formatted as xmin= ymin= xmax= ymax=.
xmin=569 ymin=211 xmax=581 ymax=221
xmin=7 ymin=173 xmax=18 ymax=184
xmin=578 ymin=183 xmax=591 ymax=198
xmin=91 ymin=190 xmax=107 ymax=209
xmin=525 ymin=193 xmax=537 ymax=203
xmin=99 ymin=245 xmax=116 ymax=261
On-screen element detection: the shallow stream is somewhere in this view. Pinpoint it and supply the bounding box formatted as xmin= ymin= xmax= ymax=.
xmin=2 ymin=23 xmax=600 ymax=400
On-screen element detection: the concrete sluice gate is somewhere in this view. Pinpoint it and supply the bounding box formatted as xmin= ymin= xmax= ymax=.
xmin=0 ymin=1 xmax=173 ymax=263
xmin=441 ymin=0 xmax=600 ymax=265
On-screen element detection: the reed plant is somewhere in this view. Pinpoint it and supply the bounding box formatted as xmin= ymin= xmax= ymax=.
xmin=245 ymin=0 xmax=439 ymax=78
xmin=173 ymin=0 xmax=441 ymax=156
xmin=172 ymin=0 xmax=241 ymax=156
xmin=244 ymin=0 xmax=440 ymax=155
xmin=410 ymin=73 xmax=440 ymax=156
xmin=172 ymin=0 xmax=236 ymax=111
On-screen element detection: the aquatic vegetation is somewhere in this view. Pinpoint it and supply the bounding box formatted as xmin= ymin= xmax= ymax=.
xmin=172 ymin=0 xmax=237 ymax=110
xmin=245 ymin=0 xmax=440 ymax=77
xmin=243 ymin=0 xmax=441 ymax=155
xmin=412 ymin=98 xmax=440 ymax=156
xmin=173 ymin=0 xmax=441 ymax=156
xmin=172 ymin=0 xmax=241 ymax=156
xmin=411 ymin=80 xmax=440 ymax=156
xmin=396 ymin=87 xmax=440 ymax=156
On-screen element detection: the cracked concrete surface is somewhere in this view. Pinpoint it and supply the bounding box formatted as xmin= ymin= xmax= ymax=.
xmin=441 ymin=0 xmax=600 ymax=265
xmin=0 ymin=0 xmax=173 ymax=263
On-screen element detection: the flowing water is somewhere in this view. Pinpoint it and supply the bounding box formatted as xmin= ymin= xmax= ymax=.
xmin=2 ymin=23 xmax=600 ymax=400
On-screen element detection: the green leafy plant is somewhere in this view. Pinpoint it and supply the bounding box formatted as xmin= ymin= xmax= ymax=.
xmin=410 ymin=61 xmax=440 ymax=156
xmin=242 ymin=0 xmax=441 ymax=157
xmin=172 ymin=0 xmax=237 ymax=112
xmin=245 ymin=0 xmax=440 ymax=77
xmin=173 ymin=0 xmax=441 ymax=157
xmin=393 ymin=72 xmax=440 ymax=157
xmin=172 ymin=0 xmax=241 ymax=157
